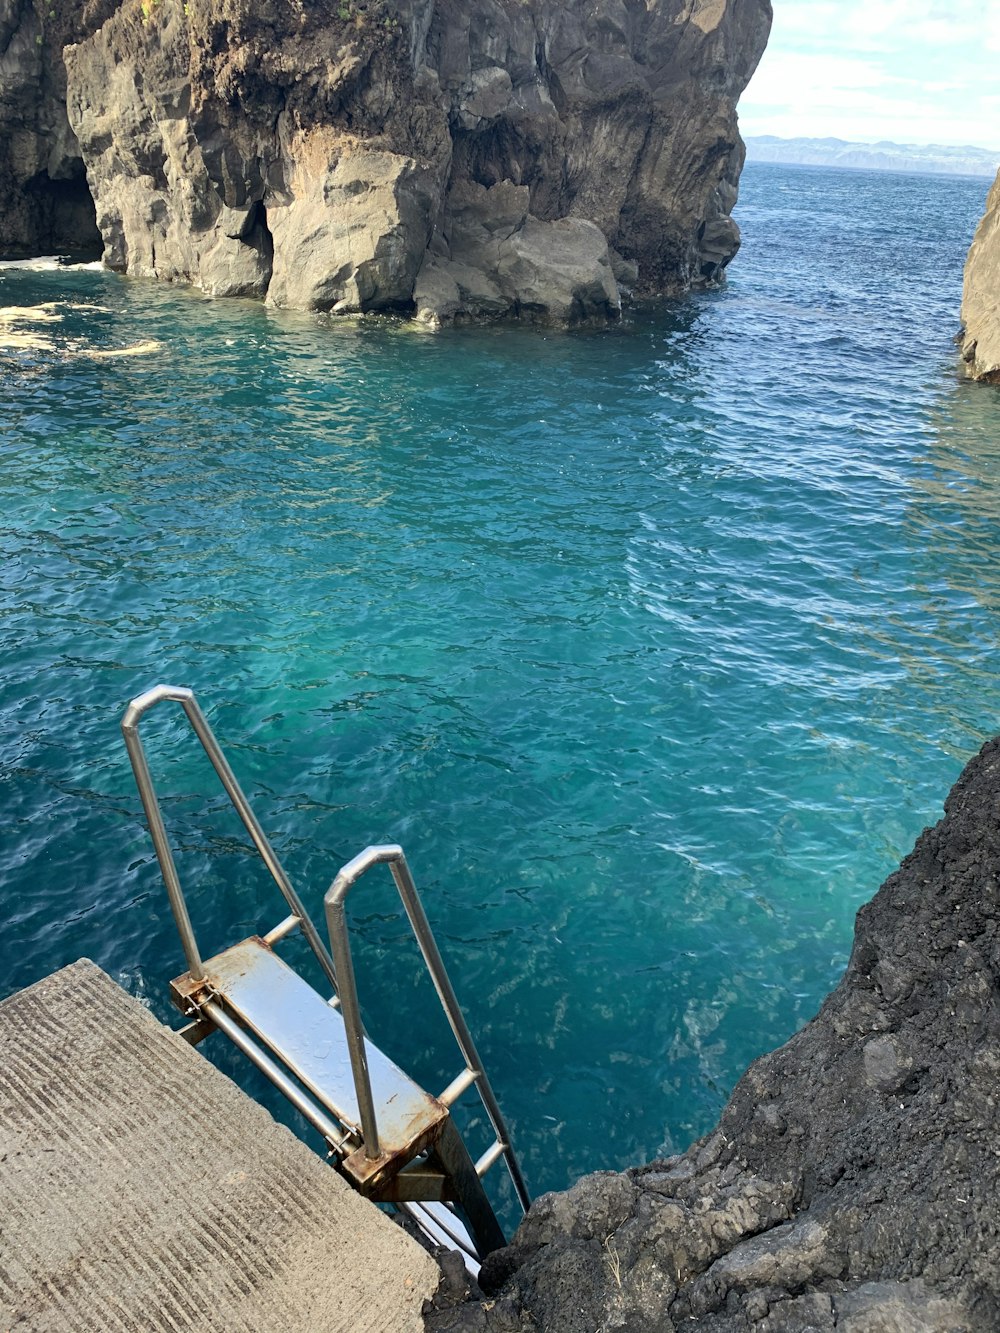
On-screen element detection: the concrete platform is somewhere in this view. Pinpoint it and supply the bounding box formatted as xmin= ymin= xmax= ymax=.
xmin=0 ymin=960 xmax=441 ymax=1331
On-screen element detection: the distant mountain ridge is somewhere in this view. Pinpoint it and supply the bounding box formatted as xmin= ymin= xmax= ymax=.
xmin=745 ymin=135 xmax=1000 ymax=179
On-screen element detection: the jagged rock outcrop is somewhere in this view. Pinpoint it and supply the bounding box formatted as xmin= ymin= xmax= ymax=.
xmin=13 ymin=0 xmax=773 ymax=323
xmin=961 ymin=169 xmax=1000 ymax=381
xmin=427 ymin=738 xmax=1000 ymax=1331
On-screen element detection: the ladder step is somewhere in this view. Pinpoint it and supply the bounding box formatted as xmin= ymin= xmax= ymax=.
xmin=439 ymin=1066 xmax=479 ymax=1106
xmin=125 ymin=682 xmax=530 ymax=1264
xmin=264 ymin=913 xmax=300 ymax=944
xmin=474 ymin=1140 xmax=506 ymax=1177
xmin=173 ymin=937 xmax=445 ymax=1164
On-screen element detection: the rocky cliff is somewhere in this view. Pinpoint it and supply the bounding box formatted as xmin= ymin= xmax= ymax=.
xmin=1 ymin=0 xmax=771 ymax=322
xmin=961 ymin=171 xmax=1000 ymax=380
xmin=428 ymin=738 xmax=1000 ymax=1331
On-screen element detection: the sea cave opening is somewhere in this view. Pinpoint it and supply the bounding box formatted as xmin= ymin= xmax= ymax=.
xmin=241 ymin=199 xmax=274 ymax=268
xmin=22 ymin=165 xmax=103 ymax=261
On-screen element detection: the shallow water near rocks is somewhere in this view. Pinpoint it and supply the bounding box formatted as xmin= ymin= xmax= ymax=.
xmin=2 ymin=163 xmax=999 ymax=1227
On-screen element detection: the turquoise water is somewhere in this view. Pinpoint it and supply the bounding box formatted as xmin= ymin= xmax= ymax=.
xmin=2 ymin=163 xmax=999 ymax=1222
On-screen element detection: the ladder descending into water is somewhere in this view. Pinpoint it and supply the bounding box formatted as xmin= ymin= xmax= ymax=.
xmin=121 ymin=685 xmax=531 ymax=1264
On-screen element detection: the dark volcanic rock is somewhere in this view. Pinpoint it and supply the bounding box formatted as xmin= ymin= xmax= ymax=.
xmin=48 ymin=0 xmax=771 ymax=321
xmin=428 ymin=739 xmax=1000 ymax=1330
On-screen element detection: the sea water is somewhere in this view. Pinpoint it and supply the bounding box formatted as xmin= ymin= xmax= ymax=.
xmin=2 ymin=163 xmax=998 ymax=1222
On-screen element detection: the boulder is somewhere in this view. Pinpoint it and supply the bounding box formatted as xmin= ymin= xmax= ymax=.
xmin=415 ymin=192 xmax=620 ymax=325
xmin=266 ymin=137 xmax=439 ymax=312
xmin=495 ymin=215 xmax=620 ymax=322
xmin=414 ymin=255 xmax=509 ymax=325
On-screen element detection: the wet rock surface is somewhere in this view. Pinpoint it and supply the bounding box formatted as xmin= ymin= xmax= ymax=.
xmin=960 ymin=169 xmax=1000 ymax=381
xmin=4 ymin=0 xmax=771 ymax=321
xmin=426 ymin=738 xmax=1000 ymax=1330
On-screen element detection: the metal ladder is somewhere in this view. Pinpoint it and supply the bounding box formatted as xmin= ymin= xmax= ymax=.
xmin=121 ymin=684 xmax=530 ymax=1262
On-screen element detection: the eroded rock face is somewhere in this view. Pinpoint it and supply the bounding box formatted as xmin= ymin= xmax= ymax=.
xmin=52 ymin=0 xmax=771 ymax=323
xmin=428 ymin=738 xmax=1000 ymax=1330
xmin=960 ymin=170 xmax=1000 ymax=381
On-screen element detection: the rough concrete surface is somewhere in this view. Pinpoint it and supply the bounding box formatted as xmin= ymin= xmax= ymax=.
xmin=0 ymin=958 xmax=439 ymax=1331
xmin=428 ymin=737 xmax=1000 ymax=1331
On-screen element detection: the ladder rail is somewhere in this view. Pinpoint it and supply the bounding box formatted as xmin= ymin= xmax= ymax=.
xmin=325 ymin=844 xmax=532 ymax=1215
xmin=120 ymin=684 xmax=340 ymax=996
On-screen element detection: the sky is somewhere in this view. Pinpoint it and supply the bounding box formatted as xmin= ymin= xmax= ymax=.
xmin=738 ymin=0 xmax=1000 ymax=149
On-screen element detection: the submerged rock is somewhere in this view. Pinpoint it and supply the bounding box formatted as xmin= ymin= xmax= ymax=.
xmin=8 ymin=0 xmax=774 ymax=323
xmin=428 ymin=738 xmax=1000 ymax=1330
xmin=960 ymin=169 xmax=1000 ymax=381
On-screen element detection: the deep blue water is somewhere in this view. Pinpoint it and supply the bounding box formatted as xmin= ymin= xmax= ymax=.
xmin=2 ymin=162 xmax=998 ymax=1225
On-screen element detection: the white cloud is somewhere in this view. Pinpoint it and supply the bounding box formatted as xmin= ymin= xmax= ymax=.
xmin=740 ymin=0 xmax=1000 ymax=148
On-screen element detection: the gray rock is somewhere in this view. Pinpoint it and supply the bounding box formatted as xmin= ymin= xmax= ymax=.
xmin=414 ymin=255 xmax=464 ymax=326
xmin=0 ymin=0 xmax=115 ymax=257
xmin=960 ymin=168 xmax=1000 ymax=380
xmin=862 ymin=1033 xmax=914 ymax=1095
xmin=266 ymin=141 xmax=439 ymax=312
xmin=495 ymin=216 xmax=621 ymax=323
xmin=445 ymin=178 xmax=532 ymax=268
xmin=414 ymin=255 xmax=509 ymax=325
xmin=609 ymin=247 xmax=640 ymax=290
xmin=432 ymin=738 xmax=1000 ymax=1330
xmin=836 ymin=1280 xmax=970 ymax=1332
xmin=458 ymin=65 xmax=513 ymax=130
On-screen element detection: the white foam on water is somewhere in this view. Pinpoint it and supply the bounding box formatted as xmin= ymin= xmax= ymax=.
xmin=0 ymin=303 xmax=63 ymax=323
xmin=0 ymin=298 xmax=159 ymax=358
xmin=83 ymin=339 xmax=162 ymax=358
xmin=0 ymin=256 xmax=104 ymax=272
xmin=0 ymin=330 xmax=56 ymax=352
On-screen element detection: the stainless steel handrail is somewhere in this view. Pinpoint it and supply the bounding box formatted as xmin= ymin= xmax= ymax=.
xmin=324 ymin=844 xmax=532 ymax=1213
xmin=122 ymin=684 xmax=530 ymax=1227
xmin=121 ymin=684 xmax=340 ymax=995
